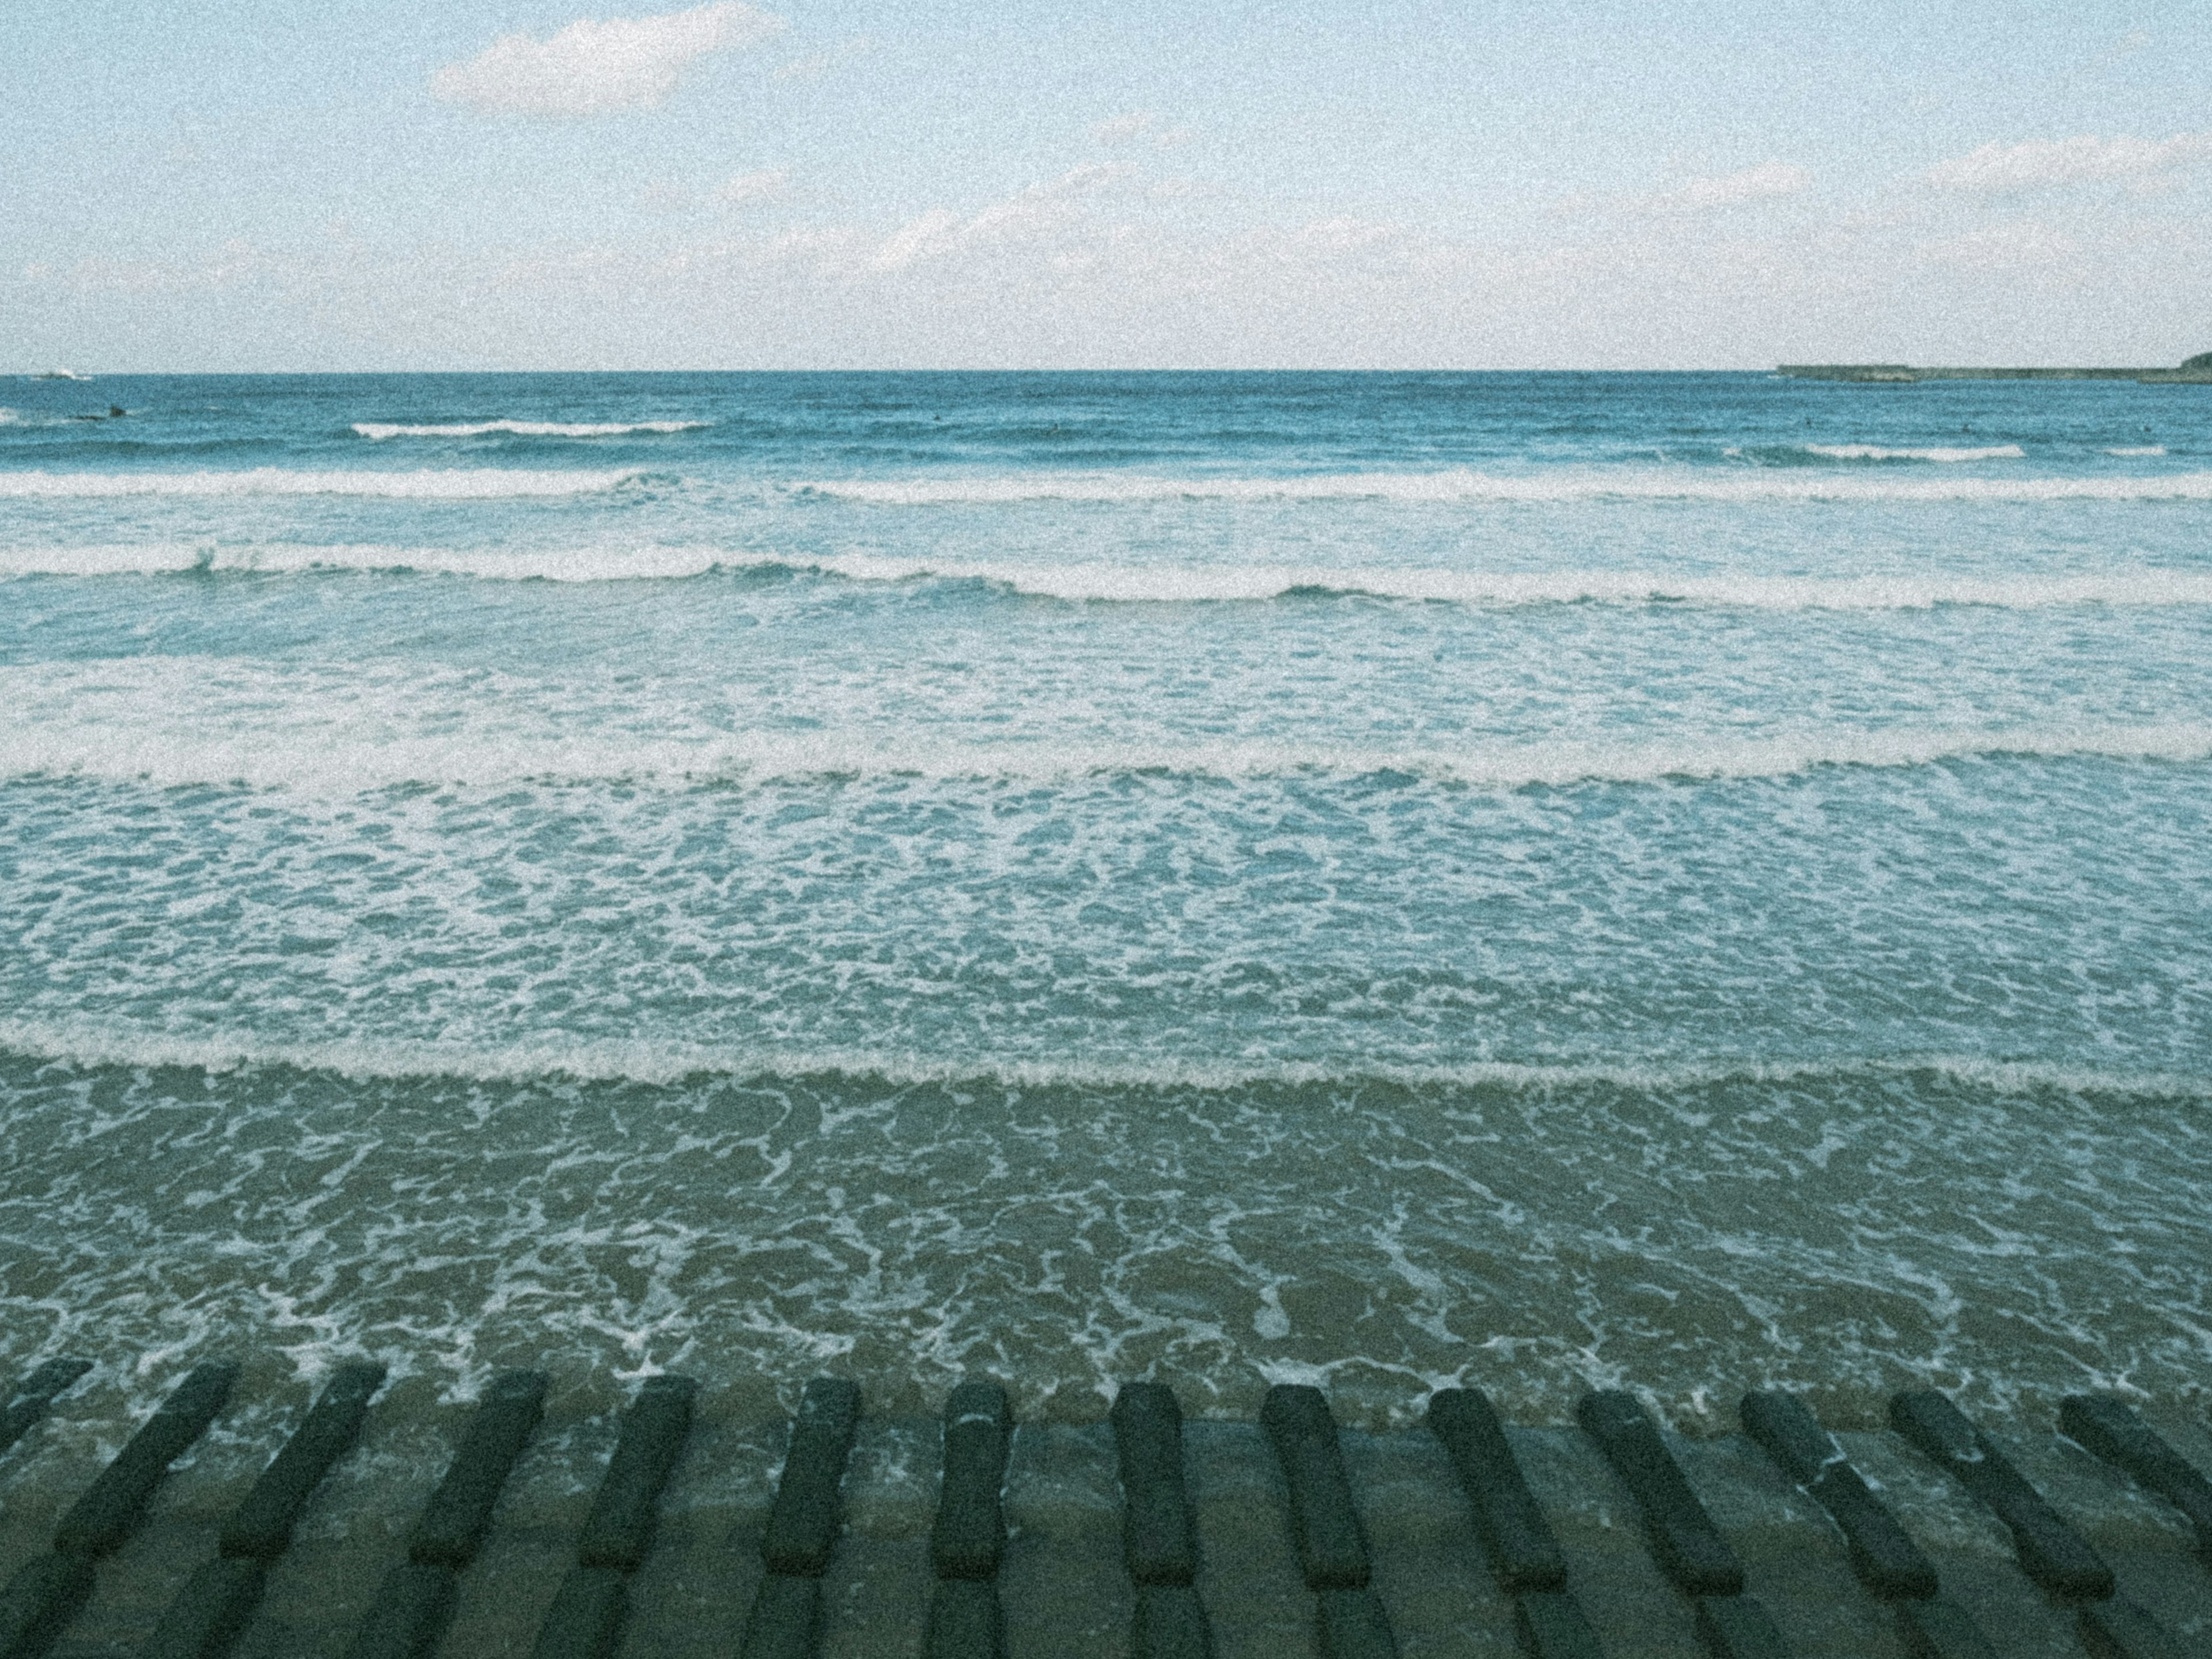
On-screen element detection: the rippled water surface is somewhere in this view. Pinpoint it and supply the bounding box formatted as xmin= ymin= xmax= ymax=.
xmin=2 ymin=372 xmax=2207 ymax=1429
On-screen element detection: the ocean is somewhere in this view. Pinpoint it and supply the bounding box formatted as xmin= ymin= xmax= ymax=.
xmin=1 ymin=370 xmax=2207 ymax=1440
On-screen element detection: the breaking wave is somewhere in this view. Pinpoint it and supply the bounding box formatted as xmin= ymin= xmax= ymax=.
xmin=5 ymin=719 xmax=2207 ymax=793
xmin=1 ymin=1017 xmax=2203 ymax=1099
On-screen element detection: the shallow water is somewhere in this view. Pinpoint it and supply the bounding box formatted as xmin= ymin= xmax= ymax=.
xmin=2 ymin=371 xmax=2206 ymax=1430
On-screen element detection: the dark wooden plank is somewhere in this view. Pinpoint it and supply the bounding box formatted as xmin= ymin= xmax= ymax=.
xmin=1893 ymin=1597 xmax=1998 ymax=1659
xmin=1691 ymin=1595 xmax=1788 ymax=1659
xmin=221 ymin=1362 xmax=387 ymax=1560
xmin=52 ymin=1361 xmax=240 ymax=1560
xmin=1260 ymin=1385 xmax=1369 ymax=1592
xmin=0 ymin=1360 xmax=92 ymax=1460
xmin=2060 ymin=1396 xmax=2212 ymax=1550
xmin=1428 ymin=1388 xmax=1567 ymax=1593
xmin=343 ymin=1561 xmax=459 ymax=1659
xmin=1739 ymin=1391 xmax=1937 ymax=1600
xmin=1113 ymin=1383 xmax=1198 ymax=1588
xmin=922 ymin=1578 xmax=1003 ymax=1659
xmin=738 ymin=1573 xmax=820 ymax=1659
xmin=575 ymin=1374 xmax=695 ymax=1574
xmin=760 ymin=1378 xmax=859 ymax=1578
xmin=408 ymin=1370 xmax=547 ymax=1570
xmin=1315 ymin=1588 xmax=1397 ymax=1659
xmin=525 ymin=1566 xmax=628 ymax=1659
xmin=1575 ymin=1392 xmax=1741 ymax=1598
xmin=1514 ymin=1590 xmax=1606 ymax=1659
xmin=141 ymin=1557 xmax=268 ymax=1659
xmin=930 ymin=1381 xmax=1012 ymax=1583
xmin=2077 ymin=1598 xmax=2187 ymax=1659
xmin=1889 ymin=1391 xmax=2112 ymax=1601
xmin=1130 ymin=1583 xmax=1212 ymax=1659
xmin=0 ymin=1555 xmax=95 ymax=1659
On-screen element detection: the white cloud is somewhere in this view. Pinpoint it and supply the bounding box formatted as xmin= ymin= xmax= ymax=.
xmin=1926 ymin=132 xmax=2212 ymax=192
xmin=1623 ymin=161 xmax=1812 ymax=215
xmin=432 ymin=3 xmax=785 ymax=118
xmin=718 ymin=168 xmax=788 ymax=206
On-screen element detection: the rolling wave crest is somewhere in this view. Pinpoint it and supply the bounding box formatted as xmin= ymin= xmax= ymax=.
xmin=5 ymin=542 xmax=2212 ymax=610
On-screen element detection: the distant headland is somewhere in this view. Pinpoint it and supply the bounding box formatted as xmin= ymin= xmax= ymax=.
xmin=1779 ymin=353 xmax=2212 ymax=384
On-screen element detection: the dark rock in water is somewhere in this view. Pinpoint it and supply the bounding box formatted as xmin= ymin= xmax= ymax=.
xmin=2183 ymin=353 xmax=2212 ymax=372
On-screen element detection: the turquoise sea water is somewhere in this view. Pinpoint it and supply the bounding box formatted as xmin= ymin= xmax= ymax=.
xmin=1 ymin=372 xmax=2207 ymax=1430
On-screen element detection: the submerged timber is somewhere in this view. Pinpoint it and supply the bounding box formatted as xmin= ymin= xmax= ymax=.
xmin=1780 ymin=353 xmax=2212 ymax=384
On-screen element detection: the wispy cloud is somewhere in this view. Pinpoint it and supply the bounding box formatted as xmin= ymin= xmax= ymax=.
xmin=718 ymin=168 xmax=789 ymax=206
xmin=23 ymin=240 xmax=273 ymax=297
xmin=1917 ymin=218 xmax=2081 ymax=271
xmin=1926 ymin=132 xmax=2212 ymax=192
xmin=1090 ymin=111 xmax=1194 ymax=150
xmin=1620 ymin=161 xmax=1812 ymax=215
xmin=432 ymin=3 xmax=785 ymax=118
xmin=871 ymin=163 xmax=1137 ymax=271
xmin=772 ymin=35 xmax=874 ymax=82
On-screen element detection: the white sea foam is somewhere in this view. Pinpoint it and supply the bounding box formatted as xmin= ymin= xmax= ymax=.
xmin=352 ymin=419 xmax=709 ymax=440
xmin=1 ymin=1016 xmax=2203 ymax=1099
xmin=0 ymin=468 xmax=650 ymax=499
xmin=2106 ymin=446 xmax=2169 ymax=456
xmin=796 ymin=467 xmax=2212 ymax=505
xmin=6 ymin=543 xmax=2212 ymax=611
xmin=4 ymin=713 xmax=2206 ymax=793
xmin=745 ymin=558 xmax=2212 ymax=609
xmin=1802 ymin=444 xmax=2027 ymax=463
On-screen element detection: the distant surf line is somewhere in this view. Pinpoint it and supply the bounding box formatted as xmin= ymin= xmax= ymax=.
xmin=351 ymin=419 xmax=710 ymax=440
xmin=792 ymin=467 xmax=2212 ymax=505
xmin=1 ymin=1017 xmax=2203 ymax=1102
xmin=1797 ymin=443 xmax=2026 ymax=463
xmin=0 ymin=468 xmax=652 ymax=498
xmin=7 ymin=543 xmax=2212 ymax=611
xmin=5 ymin=464 xmax=2210 ymax=503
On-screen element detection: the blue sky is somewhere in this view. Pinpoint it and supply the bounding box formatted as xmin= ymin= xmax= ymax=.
xmin=3 ymin=2 xmax=2208 ymax=369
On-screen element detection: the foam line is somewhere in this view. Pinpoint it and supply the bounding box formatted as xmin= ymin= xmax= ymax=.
xmin=2 ymin=719 xmax=2206 ymax=792
xmin=0 ymin=468 xmax=649 ymax=499
xmin=5 ymin=544 xmax=2211 ymax=611
xmin=0 ymin=1017 xmax=2202 ymax=1099
xmin=794 ymin=468 xmax=2212 ymax=505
